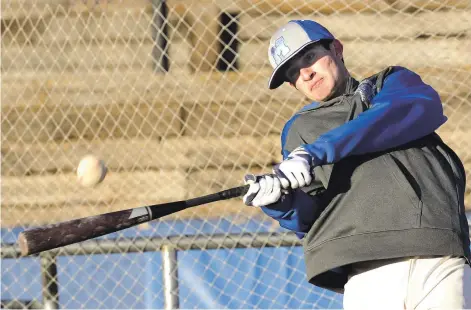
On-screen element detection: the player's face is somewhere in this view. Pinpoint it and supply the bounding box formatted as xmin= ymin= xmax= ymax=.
xmin=283 ymin=40 xmax=347 ymax=102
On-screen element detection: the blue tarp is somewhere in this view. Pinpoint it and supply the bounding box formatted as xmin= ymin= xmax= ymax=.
xmin=1 ymin=218 xmax=343 ymax=309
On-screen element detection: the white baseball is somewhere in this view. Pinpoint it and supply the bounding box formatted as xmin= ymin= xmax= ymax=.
xmin=77 ymin=155 xmax=107 ymax=187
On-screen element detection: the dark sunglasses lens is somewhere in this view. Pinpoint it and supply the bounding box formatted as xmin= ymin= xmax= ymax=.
xmin=285 ymin=69 xmax=299 ymax=84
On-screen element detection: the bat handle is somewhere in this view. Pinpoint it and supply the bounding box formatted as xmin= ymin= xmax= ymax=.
xmin=219 ymin=184 xmax=250 ymax=199
xmin=185 ymin=184 xmax=251 ymax=208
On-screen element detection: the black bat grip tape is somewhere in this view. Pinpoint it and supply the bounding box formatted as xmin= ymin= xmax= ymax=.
xmin=185 ymin=184 xmax=251 ymax=208
xmin=218 ymin=184 xmax=251 ymax=199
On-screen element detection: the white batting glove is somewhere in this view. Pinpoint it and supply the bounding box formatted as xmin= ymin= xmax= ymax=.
xmin=273 ymin=146 xmax=313 ymax=189
xmin=242 ymin=174 xmax=282 ymax=207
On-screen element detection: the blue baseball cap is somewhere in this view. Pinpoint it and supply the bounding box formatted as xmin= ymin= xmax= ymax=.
xmin=268 ymin=20 xmax=335 ymax=89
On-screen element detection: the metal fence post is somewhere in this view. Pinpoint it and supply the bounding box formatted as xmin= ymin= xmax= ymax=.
xmin=152 ymin=0 xmax=169 ymax=72
xmin=40 ymin=252 xmax=59 ymax=310
xmin=162 ymin=245 xmax=179 ymax=310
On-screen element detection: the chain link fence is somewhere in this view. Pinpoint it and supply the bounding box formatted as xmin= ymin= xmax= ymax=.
xmin=1 ymin=0 xmax=470 ymax=308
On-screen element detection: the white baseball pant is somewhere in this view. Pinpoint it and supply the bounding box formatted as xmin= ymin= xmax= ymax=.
xmin=343 ymin=256 xmax=471 ymax=309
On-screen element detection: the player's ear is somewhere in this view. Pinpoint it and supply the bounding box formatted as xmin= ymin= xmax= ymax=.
xmin=331 ymin=39 xmax=344 ymax=59
xmin=287 ymin=82 xmax=297 ymax=89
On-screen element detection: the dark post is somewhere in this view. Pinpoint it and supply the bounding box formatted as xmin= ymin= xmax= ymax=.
xmin=40 ymin=252 xmax=59 ymax=310
xmin=152 ymin=0 xmax=169 ymax=72
xmin=217 ymin=12 xmax=239 ymax=71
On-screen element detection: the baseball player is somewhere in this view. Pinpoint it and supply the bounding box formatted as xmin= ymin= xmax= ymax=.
xmin=243 ymin=20 xmax=471 ymax=309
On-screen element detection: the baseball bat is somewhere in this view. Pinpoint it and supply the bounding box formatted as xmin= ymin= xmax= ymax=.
xmin=18 ymin=184 xmax=250 ymax=256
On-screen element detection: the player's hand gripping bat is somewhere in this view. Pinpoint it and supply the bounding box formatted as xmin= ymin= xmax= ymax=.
xmin=18 ymin=184 xmax=250 ymax=256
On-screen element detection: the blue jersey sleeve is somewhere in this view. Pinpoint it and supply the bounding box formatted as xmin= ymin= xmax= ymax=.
xmin=260 ymin=189 xmax=322 ymax=239
xmin=303 ymin=66 xmax=447 ymax=165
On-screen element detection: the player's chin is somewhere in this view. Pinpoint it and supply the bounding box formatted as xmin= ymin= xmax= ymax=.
xmin=310 ymin=87 xmax=333 ymax=102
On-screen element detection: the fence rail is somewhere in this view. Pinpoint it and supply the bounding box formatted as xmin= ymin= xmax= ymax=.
xmin=1 ymin=232 xmax=302 ymax=259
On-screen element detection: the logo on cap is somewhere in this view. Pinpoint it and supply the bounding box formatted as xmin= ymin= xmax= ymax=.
xmin=271 ymin=37 xmax=291 ymax=65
